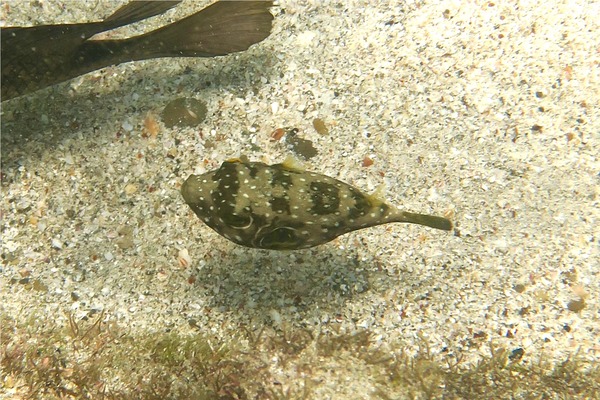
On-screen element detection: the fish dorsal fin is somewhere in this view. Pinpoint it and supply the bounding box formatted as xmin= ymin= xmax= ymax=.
xmin=280 ymin=155 xmax=305 ymax=172
xmin=103 ymin=1 xmax=181 ymax=28
xmin=225 ymin=155 xmax=249 ymax=164
xmin=366 ymin=183 xmax=387 ymax=207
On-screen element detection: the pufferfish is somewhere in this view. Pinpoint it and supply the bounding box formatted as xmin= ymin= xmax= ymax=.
xmin=181 ymin=156 xmax=453 ymax=250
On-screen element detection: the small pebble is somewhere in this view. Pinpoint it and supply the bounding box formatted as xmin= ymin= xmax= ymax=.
xmin=513 ymin=284 xmax=526 ymax=293
xmin=161 ymin=97 xmax=208 ymax=128
xmin=270 ymin=128 xmax=285 ymax=141
xmin=124 ymin=184 xmax=138 ymax=195
xmin=121 ymin=121 xmax=134 ymax=131
xmin=116 ymin=236 xmax=134 ymax=250
xmin=567 ymin=298 xmax=585 ymax=312
xmin=143 ymin=113 xmax=160 ymax=138
xmin=312 ymin=118 xmax=329 ymax=135
xmin=178 ymin=248 xmax=192 ymax=268
xmin=271 ymin=101 xmax=280 ymax=114
xmin=32 ymin=280 xmax=48 ymax=292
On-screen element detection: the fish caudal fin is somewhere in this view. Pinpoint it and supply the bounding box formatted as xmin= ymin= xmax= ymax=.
xmin=396 ymin=211 xmax=453 ymax=231
xmin=115 ymin=1 xmax=274 ymax=60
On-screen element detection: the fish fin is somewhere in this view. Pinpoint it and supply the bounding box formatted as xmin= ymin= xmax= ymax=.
xmin=280 ymin=155 xmax=305 ymax=172
xmin=395 ymin=211 xmax=453 ymax=231
xmin=366 ymin=184 xmax=387 ymax=207
xmin=103 ymin=1 xmax=182 ymax=28
xmin=225 ymin=155 xmax=249 ymax=164
xmin=115 ymin=0 xmax=274 ymax=59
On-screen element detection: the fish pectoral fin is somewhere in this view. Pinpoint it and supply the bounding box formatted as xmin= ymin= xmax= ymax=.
xmin=280 ymin=155 xmax=305 ymax=172
xmin=225 ymin=155 xmax=248 ymax=164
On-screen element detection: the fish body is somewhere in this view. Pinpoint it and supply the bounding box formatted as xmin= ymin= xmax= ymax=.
xmin=1 ymin=1 xmax=273 ymax=101
xmin=181 ymin=157 xmax=453 ymax=250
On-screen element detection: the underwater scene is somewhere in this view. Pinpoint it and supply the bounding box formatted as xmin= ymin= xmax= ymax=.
xmin=1 ymin=1 xmax=598 ymax=398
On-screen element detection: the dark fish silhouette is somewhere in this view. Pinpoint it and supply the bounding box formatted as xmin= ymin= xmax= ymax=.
xmin=181 ymin=156 xmax=453 ymax=250
xmin=1 ymin=1 xmax=274 ymax=101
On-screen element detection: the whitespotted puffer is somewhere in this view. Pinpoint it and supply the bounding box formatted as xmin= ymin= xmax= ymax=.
xmin=181 ymin=156 xmax=453 ymax=250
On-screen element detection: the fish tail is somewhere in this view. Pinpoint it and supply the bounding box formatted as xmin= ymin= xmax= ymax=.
xmin=103 ymin=1 xmax=274 ymax=61
xmin=396 ymin=211 xmax=453 ymax=231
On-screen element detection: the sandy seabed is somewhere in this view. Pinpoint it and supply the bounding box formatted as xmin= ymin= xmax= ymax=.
xmin=1 ymin=1 xmax=598 ymax=398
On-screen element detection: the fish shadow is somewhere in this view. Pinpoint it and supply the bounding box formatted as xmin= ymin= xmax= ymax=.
xmin=0 ymin=50 xmax=277 ymax=160
xmin=192 ymin=244 xmax=374 ymax=321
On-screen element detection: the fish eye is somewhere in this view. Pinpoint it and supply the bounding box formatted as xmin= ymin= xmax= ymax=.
xmin=226 ymin=214 xmax=254 ymax=229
